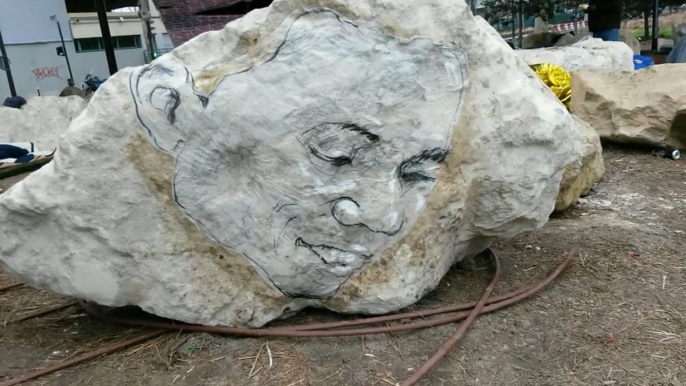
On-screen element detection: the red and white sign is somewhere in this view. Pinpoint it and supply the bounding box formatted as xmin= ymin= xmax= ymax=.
xmin=550 ymin=21 xmax=588 ymax=32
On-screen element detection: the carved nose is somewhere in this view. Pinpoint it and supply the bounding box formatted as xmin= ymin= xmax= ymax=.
xmin=332 ymin=198 xmax=361 ymax=226
xmin=331 ymin=198 xmax=403 ymax=235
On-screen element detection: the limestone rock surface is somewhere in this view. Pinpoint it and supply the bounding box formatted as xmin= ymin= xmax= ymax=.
xmin=516 ymin=37 xmax=634 ymax=72
xmin=667 ymin=36 xmax=686 ymax=63
xmin=619 ymin=30 xmax=641 ymax=55
xmin=0 ymin=0 xmax=579 ymax=327
xmin=555 ymin=116 xmax=604 ymax=212
xmin=522 ymin=32 xmax=563 ymax=49
xmin=553 ymin=31 xmax=591 ymax=47
xmin=658 ymin=38 xmax=675 ymax=53
xmin=571 ymin=65 xmax=686 ymax=148
xmin=554 ymin=32 xmax=582 ymax=48
xmin=673 ymin=22 xmax=686 ymax=41
xmin=0 ymin=96 xmax=87 ymax=150
xmin=552 ymin=30 xmax=638 ymax=55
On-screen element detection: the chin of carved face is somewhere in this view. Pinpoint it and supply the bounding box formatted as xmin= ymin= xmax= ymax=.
xmin=130 ymin=10 xmax=467 ymax=300
xmin=287 ymin=237 xmax=371 ymax=297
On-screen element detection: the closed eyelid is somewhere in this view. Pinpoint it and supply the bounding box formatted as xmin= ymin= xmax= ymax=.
xmin=308 ymin=145 xmax=353 ymax=166
xmin=398 ymin=147 xmax=451 ymax=184
xmin=301 ymin=122 xmax=380 ymax=167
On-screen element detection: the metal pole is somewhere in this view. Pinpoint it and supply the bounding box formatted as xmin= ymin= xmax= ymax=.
xmin=96 ymin=0 xmax=118 ymax=75
xmin=139 ymin=0 xmax=158 ymax=62
xmin=651 ymin=0 xmax=660 ymax=51
xmin=573 ymin=0 xmax=578 ymax=35
xmin=55 ymin=21 xmax=74 ymax=82
xmin=0 ymin=28 xmax=17 ymax=97
xmin=511 ymin=0 xmax=516 ymax=42
xmin=518 ymin=0 xmax=524 ymax=48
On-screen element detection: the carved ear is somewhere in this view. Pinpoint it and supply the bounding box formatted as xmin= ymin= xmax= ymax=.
xmin=130 ymin=58 xmax=207 ymax=153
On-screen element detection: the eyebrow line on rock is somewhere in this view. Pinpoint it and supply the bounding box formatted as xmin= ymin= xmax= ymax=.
xmin=337 ymin=122 xmax=380 ymax=142
xmin=400 ymin=147 xmax=451 ymax=169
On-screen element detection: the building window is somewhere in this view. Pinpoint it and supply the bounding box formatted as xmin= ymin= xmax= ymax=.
xmin=114 ymin=35 xmax=141 ymax=49
xmin=75 ymin=37 xmax=103 ymax=52
xmin=75 ymin=35 xmax=142 ymax=53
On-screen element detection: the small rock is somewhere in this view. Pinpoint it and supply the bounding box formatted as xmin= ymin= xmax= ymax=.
xmin=515 ymin=37 xmax=633 ymax=72
xmin=571 ymin=66 xmax=686 ymax=149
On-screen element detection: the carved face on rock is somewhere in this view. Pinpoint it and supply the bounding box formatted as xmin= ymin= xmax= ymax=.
xmin=131 ymin=10 xmax=468 ymax=298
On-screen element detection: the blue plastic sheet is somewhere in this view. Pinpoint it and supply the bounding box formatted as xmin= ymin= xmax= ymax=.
xmin=633 ymin=55 xmax=655 ymax=70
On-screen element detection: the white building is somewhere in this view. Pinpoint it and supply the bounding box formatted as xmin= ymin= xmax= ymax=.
xmin=0 ymin=0 xmax=173 ymax=98
xmin=69 ymin=2 xmax=173 ymax=62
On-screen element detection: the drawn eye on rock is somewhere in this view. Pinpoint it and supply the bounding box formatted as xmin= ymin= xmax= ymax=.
xmin=301 ymin=122 xmax=380 ymax=171
xmin=308 ymin=145 xmax=354 ymax=166
xmin=398 ymin=147 xmax=451 ymax=188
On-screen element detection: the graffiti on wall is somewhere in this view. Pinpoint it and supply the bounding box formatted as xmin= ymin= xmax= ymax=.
xmin=32 ymin=66 xmax=63 ymax=81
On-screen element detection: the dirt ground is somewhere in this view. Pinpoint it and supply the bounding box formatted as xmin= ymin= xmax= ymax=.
xmin=1 ymin=145 xmax=685 ymax=386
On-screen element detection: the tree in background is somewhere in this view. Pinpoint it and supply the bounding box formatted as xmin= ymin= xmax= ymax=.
xmin=483 ymin=0 xmax=564 ymax=24
xmin=485 ymin=0 xmax=686 ymax=40
xmin=623 ymin=0 xmax=686 ymax=39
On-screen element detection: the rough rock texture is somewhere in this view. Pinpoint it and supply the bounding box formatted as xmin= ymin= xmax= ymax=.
xmin=553 ymin=34 xmax=572 ymax=47
xmin=658 ymin=38 xmax=675 ymax=53
xmin=0 ymin=96 xmax=87 ymax=151
xmin=571 ymin=65 xmax=686 ymax=149
xmin=553 ymin=30 xmax=595 ymax=47
xmin=667 ymin=36 xmax=686 ymax=64
xmin=0 ymin=0 xmax=579 ymax=327
xmin=674 ymin=22 xmax=686 ymax=41
xmin=554 ymin=30 xmax=638 ymax=55
xmin=522 ymin=32 xmax=563 ymax=49
xmin=619 ymin=30 xmax=641 ymax=55
xmin=516 ymin=37 xmax=634 ymax=72
xmin=555 ymin=116 xmax=604 ymax=212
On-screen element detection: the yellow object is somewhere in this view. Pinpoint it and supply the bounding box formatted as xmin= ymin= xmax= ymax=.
xmin=530 ymin=63 xmax=572 ymax=108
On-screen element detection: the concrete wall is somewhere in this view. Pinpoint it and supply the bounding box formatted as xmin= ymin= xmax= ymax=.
xmin=0 ymin=0 xmax=72 ymax=44
xmin=70 ymin=13 xmax=145 ymax=38
xmin=0 ymin=42 xmax=145 ymax=98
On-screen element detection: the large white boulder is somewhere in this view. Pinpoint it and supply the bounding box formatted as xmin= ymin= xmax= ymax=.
xmin=571 ymin=65 xmax=686 ymax=148
xmin=0 ymin=96 xmax=87 ymax=151
xmin=0 ymin=0 xmax=579 ymax=327
xmin=516 ymin=37 xmax=634 ymax=72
